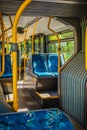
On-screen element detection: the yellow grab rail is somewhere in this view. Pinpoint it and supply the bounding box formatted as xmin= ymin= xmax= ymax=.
xmin=0 ymin=14 xmax=13 ymax=38
xmin=0 ymin=13 xmax=5 ymax=77
xmin=48 ymin=16 xmax=61 ymax=74
xmin=3 ymin=20 xmax=9 ymax=54
xmin=85 ymin=26 xmax=87 ymax=70
xmin=4 ymin=14 xmax=13 ymax=33
xmin=12 ymin=0 xmax=32 ymax=111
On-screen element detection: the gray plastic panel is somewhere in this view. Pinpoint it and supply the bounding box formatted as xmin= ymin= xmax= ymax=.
xmin=61 ymin=51 xmax=87 ymax=126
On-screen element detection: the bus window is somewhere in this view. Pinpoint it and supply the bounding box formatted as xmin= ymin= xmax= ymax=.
xmin=48 ymin=30 xmax=74 ymax=61
xmin=40 ymin=36 xmax=44 ymax=53
xmin=27 ymin=39 xmax=32 ymax=55
xmin=35 ymin=38 xmax=39 ymax=53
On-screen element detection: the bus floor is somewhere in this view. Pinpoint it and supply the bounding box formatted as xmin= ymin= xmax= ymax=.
xmin=17 ymin=73 xmax=85 ymax=130
xmin=17 ymin=74 xmax=41 ymax=111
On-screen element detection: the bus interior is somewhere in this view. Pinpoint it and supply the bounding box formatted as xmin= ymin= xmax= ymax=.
xmin=0 ymin=0 xmax=87 ymax=130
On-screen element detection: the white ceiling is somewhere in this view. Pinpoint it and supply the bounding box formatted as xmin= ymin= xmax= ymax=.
xmin=0 ymin=16 xmax=73 ymax=42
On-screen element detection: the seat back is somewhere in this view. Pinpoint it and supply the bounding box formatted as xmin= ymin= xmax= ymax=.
xmin=47 ymin=54 xmax=65 ymax=73
xmin=0 ymin=55 xmax=12 ymax=78
xmin=32 ymin=54 xmax=47 ymax=74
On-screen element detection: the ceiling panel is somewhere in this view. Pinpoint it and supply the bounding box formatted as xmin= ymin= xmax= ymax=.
xmin=0 ymin=16 xmax=73 ymax=42
xmin=0 ymin=0 xmax=87 ymax=17
xmin=0 ymin=0 xmax=85 ymax=42
xmin=3 ymin=16 xmax=73 ymax=41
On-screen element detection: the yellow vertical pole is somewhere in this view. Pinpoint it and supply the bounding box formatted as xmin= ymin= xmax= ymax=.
xmin=48 ymin=16 xmax=61 ymax=74
xmin=0 ymin=13 xmax=5 ymax=77
xmin=12 ymin=0 xmax=32 ymax=111
xmin=85 ymin=26 xmax=87 ymax=70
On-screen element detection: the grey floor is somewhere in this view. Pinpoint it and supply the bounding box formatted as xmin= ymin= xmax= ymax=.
xmin=18 ymin=74 xmax=41 ymax=110
xmin=17 ymin=73 xmax=85 ymax=130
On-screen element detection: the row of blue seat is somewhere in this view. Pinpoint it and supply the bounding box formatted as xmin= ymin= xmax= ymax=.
xmin=0 ymin=54 xmax=65 ymax=78
xmin=31 ymin=54 xmax=65 ymax=77
xmin=0 ymin=55 xmax=12 ymax=78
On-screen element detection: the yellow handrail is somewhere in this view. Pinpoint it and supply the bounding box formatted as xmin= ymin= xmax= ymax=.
xmin=3 ymin=20 xmax=9 ymax=54
xmin=12 ymin=0 xmax=32 ymax=111
xmin=85 ymin=26 xmax=87 ymax=70
xmin=0 ymin=14 xmax=13 ymax=38
xmin=48 ymin=16 xmax=61 ymax=74
xmin=4 ymin=14 xmax=13 ymax=33
xmin=32 ymin=19 xmax=39 ymax=54
xmin=0 ymin=13 xmax=5 ymax=77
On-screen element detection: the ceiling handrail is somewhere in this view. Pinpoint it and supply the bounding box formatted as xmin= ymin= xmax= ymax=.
xmin=0 ymin=14 xmax=13 ymax=38
xmin=17 ymin=17 xmax=41 ymax=34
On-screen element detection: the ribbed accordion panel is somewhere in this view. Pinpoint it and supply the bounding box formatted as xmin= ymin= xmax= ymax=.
xmin=61 ymin=52 xmax=87 ymax=125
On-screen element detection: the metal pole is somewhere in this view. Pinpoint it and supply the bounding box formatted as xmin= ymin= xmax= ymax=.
xmin=12 ymin=0 xmax=32 ymax=111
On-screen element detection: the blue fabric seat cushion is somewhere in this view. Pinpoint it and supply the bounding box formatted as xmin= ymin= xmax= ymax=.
xmin=0 ymin=55 xmax=12 ymax=78
xmin=34 ymin=72 xmax=53 ymax=77
xmin=48 ymin=54 xmax=58 ymax=73
xmin=53 ymin=72 xmax=58 ymax=76
xmin=1 ymin=73 xmax=12 ymax=78
xmin=50 ymin=72 xmax=58 ymax=77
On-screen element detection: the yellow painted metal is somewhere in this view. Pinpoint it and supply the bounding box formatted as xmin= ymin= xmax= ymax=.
xmin=4 ymin=14 xmax=13 ymax=33
xmin=0 ymin=13 xmax=5 ymax=77
xmin=2 ymin=20 xmax=9 ymax=54
xmin=32 ymin=19 xmax=39 ymax=54
xmin=0 ymin=14 xmax=13 ymax=38
xmin=6 ymin=100 xmax=13 ymax=103
xmin=12 ymin=0 xmax=32 ymax=111
xmin=5 ymin=33 xmax=9 ymax=54
xmin=0 ymin=14 xmax=13 ymax=53
xmin=48 ymin=16 xmax=61 ymax=74
xmin=35 ymin=91 xmax=59 ymax=99
xmin=85 ymin=26 xmax=87 ymax=70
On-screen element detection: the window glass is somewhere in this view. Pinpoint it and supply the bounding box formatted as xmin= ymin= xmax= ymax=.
xmin=48 ymin=30 xmax=74 ymax=61
xmin=35 ymin=38 xmax=39 ymax=53
xmin=27 ymin=39 xmax=32 ymax=55
xmin=21 ymin=41 xmax=24 ymax=57
xmin=48 ymin=31 xmax=74 ymax=41
xmin=40 ymin=36 xmax=44 ymax=53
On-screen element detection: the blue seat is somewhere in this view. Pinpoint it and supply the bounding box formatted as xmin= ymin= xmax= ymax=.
xmin=35 ymin=72 xmax=53 ymax=77
xmin=31 ymin=54 xmax=65 ymax=77
xmin=0 ymin=108 xmax=74 ymax=130
xmin=32 ymin=54 xmax=52 ymax=77
xmin=0 ymin=55 xmax=12 ymax=78
xmin=47 ymin=54 xmax=65 ymax=76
